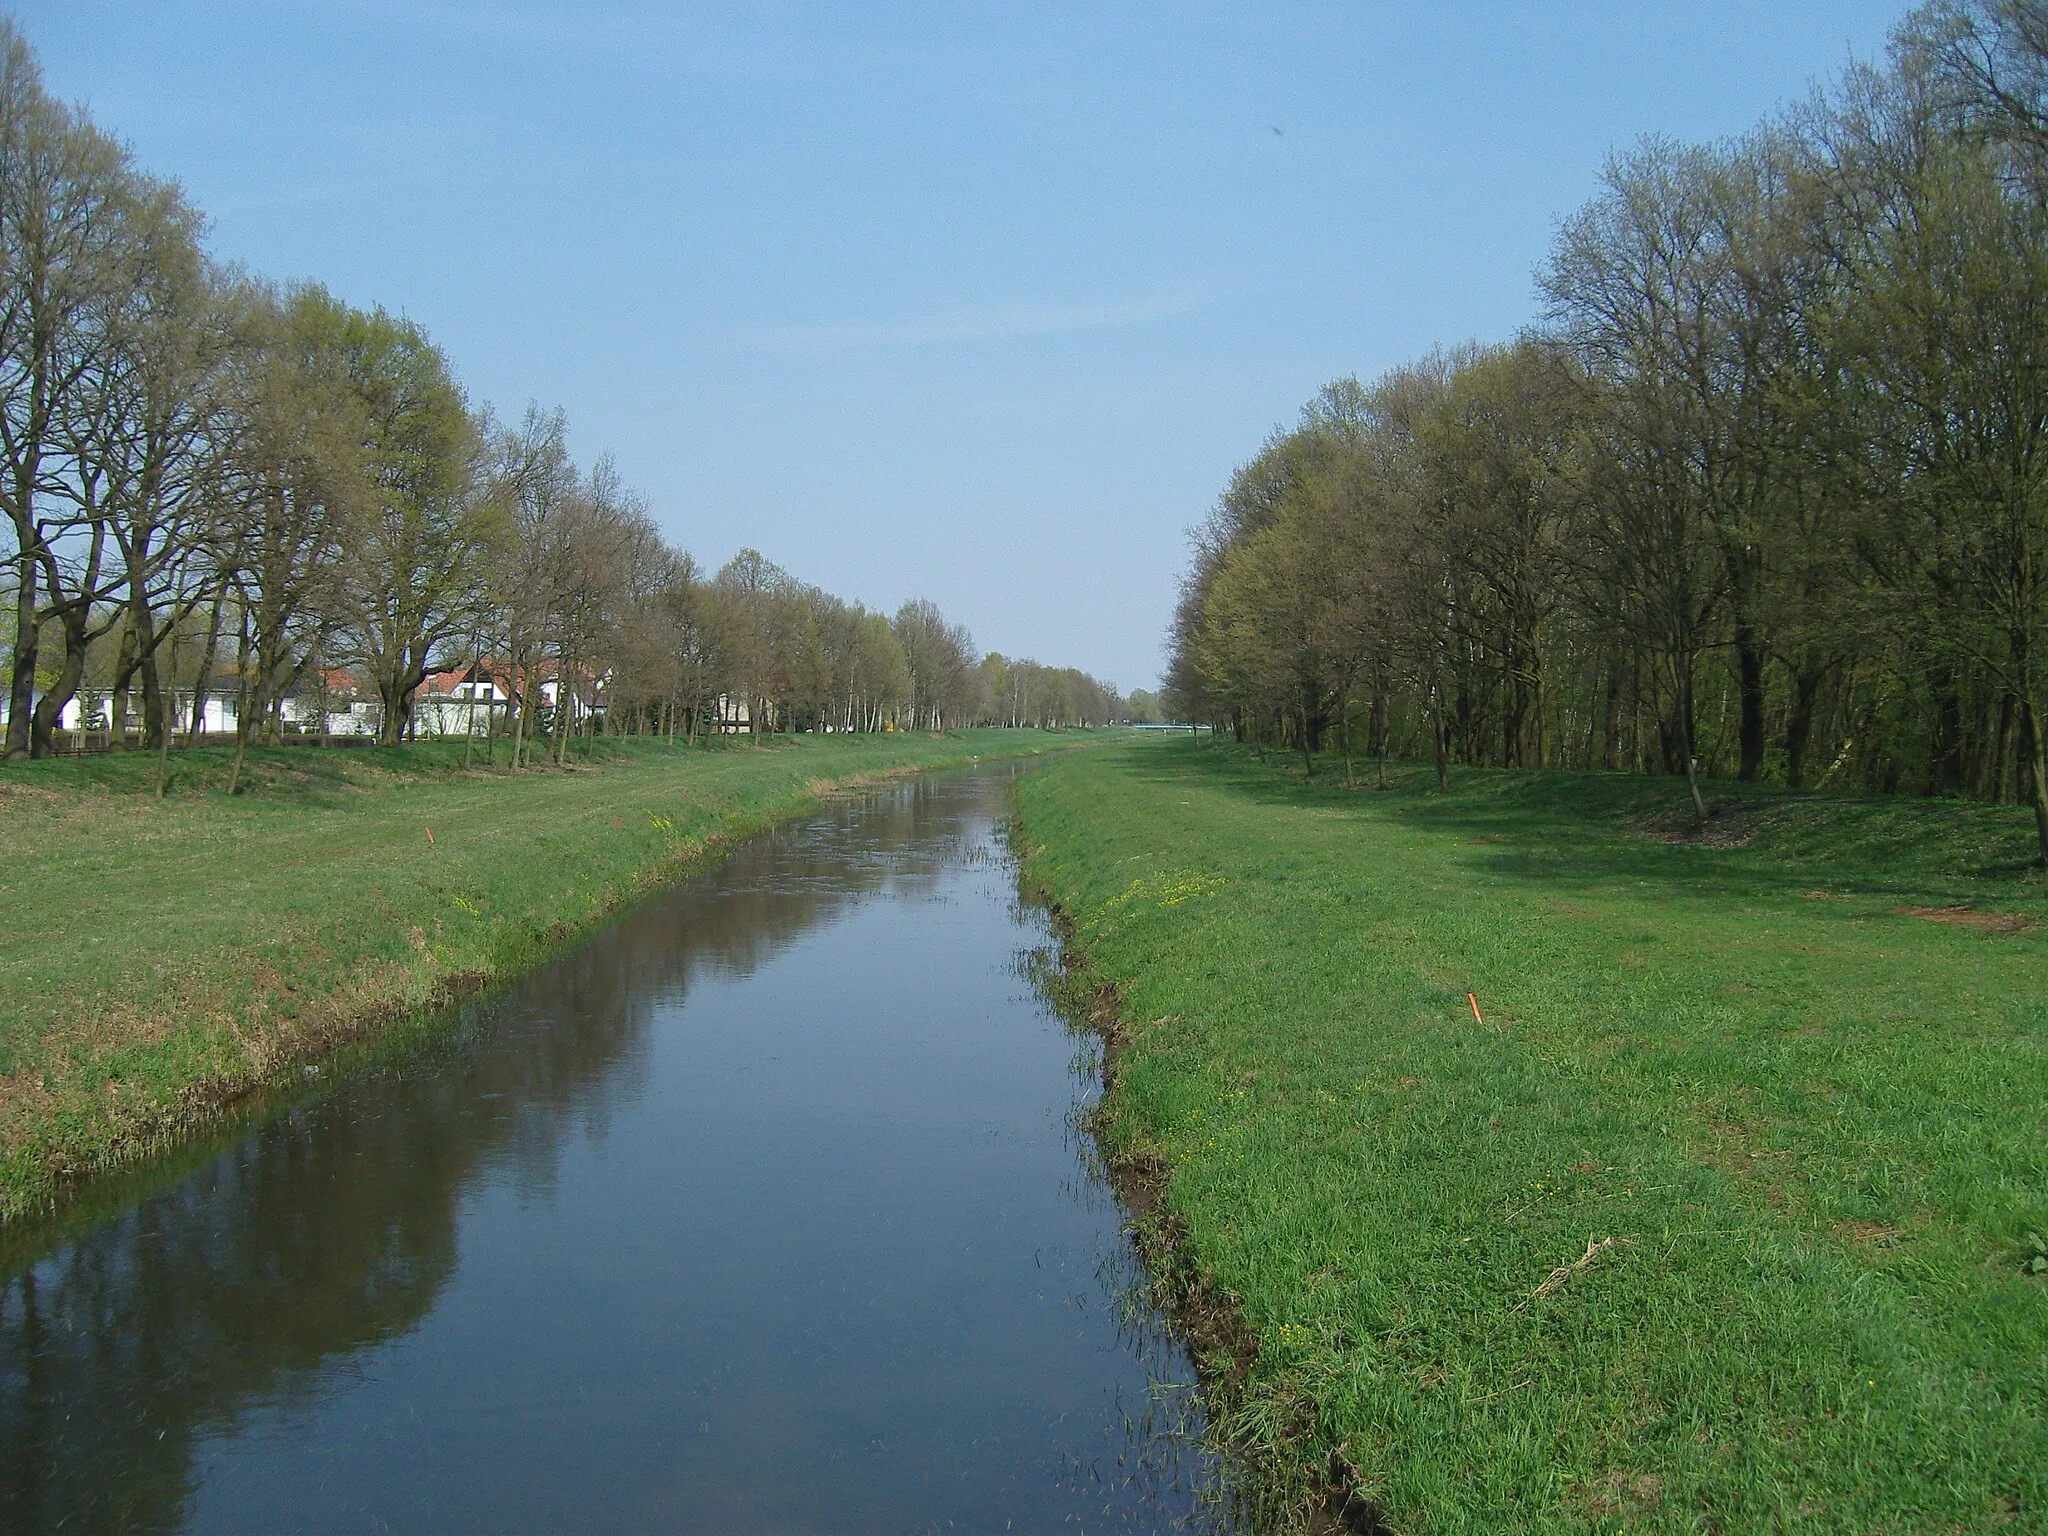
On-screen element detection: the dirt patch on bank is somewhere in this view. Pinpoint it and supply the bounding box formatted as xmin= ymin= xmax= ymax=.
xmin=1893 ymin=905 xmax=2038 ymax=935
xmin=1628 ymin=802 xmax=1775 ymax=848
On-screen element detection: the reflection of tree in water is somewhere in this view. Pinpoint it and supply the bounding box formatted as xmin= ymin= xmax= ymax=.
xmin=0 ymin=772 xmax=990 ymax=1535
xmin=671 ymin=774 xmax=973 ymax=983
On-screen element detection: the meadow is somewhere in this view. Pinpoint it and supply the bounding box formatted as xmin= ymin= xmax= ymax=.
xmin=0 ymin=729 xmax=1062 ymax=1223
xmin=1015 ymin=737 xmax=2048 ymax=1533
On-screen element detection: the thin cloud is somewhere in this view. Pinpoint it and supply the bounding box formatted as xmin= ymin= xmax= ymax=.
xmin=745 ymin=294 xmax=1204 ymax=354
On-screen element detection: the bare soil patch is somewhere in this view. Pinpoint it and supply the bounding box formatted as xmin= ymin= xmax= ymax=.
xmin=1629 ymin=802 xmax=1775 ymax=847
xmin=1579 ymin=1470 xmax=1665 ymax=1519
xmin=1893 ymin=905 xmax=2038 ymax=935
xmin=1833 ymin=1220 xmax=1904 ymax=1249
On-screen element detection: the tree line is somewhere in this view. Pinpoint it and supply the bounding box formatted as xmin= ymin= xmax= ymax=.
xmin=1166 ymin=0 xmax=2048 ymax=865
xmin=0 ymin=21 xmax=1122 ymax=774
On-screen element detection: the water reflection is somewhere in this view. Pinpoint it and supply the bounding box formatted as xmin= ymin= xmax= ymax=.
xmin=2 ymin=769 xmax=1233 ymax=1533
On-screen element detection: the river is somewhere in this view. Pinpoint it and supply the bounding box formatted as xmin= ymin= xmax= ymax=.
xmin=0 ymin=765 xmax=1234 ymax=1534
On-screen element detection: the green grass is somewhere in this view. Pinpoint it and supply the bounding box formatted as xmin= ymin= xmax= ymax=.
xmin=0 ymin=728 xmax=1077 ymax=1222
xmin=1015 ymin=739 xmax=2048 ymax=1534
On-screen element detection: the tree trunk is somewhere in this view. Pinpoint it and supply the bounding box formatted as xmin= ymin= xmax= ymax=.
xmin=378 ymin=673 xmax=409 ymax=746
xmin=112 ymin=569 xmax=171 ymax=754
xmin=110 ymin=620 xmax=136 ymax=751
xmin=226 ymin=610 xmax=253 ymax=796
xmin=1735 ymin=622 xmax=1766 ymax=782
xmin=1673 ymin=654 xmax=1707 ymax=831
xmin=552 ymin=667 xmax=572 ymax=765
xmin=1502 ymin=680 xmax=1526 ymax=770
xmin=187 ymin=590 xmax=224 ymax=748
xmin=315 ymin=653 xmax=330 ymax=750
xmin=1783 ymin=658 xmax=1825 ymax=790
xmin=508 ymin=672 xmax=527 ymax=770
xmin=153 ymin=679 xmax=173 ymax=798
xmin=138 ymin=635 xmax=164 ymax=753
xmin=1683 ymin=745 xmax=1709 ymax=830
xmin=1993 ymin=691 xmax=2016 ymax=803
xmin=1926 ymin=666 xmax=1963 ymax=797
xmin=5 ymin=553 xmax=37 ymax=760
xmin=1431 ymin=685 xmax=1449 ymax=795
xmin=1599 ymin=663 xmax=1621 ymax=772
xmin=30 ymin=603 xmax=91 ymax=758
xmin=2023 ymin=696 xmax=2048 ymax=874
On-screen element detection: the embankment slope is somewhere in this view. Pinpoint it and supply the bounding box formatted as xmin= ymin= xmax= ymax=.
xmin=1017 ymin=737 xmax=2047 ymax=1533
xmin=1 ymin=731 xmax=1066 ymax=1221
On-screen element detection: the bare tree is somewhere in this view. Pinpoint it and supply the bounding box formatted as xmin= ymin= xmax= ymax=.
xmin=892 ymin=598 xmax=976 ymax=730
xmin=331 ymin=306 xmax=497 ymax=745
xmin=0 ymin=28 xmax=139 ymax=756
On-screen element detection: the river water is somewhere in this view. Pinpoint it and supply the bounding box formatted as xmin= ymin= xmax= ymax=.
xmin=0 ymin=766 xmax=1234 ymax=1533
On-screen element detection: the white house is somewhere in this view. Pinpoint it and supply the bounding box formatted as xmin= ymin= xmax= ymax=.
xmin=410 ymin=668 xmax=510 ymax=737
xmin=21 ymin=688 xmax=238 ymax=737
xmin=4 ymin=661 xmax=609 ymax=745
xmin=713 ymin=693 xmax=751 ymax=732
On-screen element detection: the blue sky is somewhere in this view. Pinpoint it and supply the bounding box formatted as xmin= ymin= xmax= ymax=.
xmin=19 ymin=2 xmax=1904 ymax=692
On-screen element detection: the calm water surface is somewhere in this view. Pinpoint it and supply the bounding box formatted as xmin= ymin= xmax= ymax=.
xmin=1 ymin=767 xmax=1233 ymax=1533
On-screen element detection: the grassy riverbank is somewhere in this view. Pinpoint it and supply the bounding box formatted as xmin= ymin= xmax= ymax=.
xmin=1016 ymin=739 xmax=2048 ymax=1534
xmin=0 ymin=729 xmax=1072 ymax=1222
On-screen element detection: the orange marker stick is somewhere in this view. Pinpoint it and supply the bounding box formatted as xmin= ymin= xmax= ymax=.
xmin=1467 ymin=991 xmax=1483 ymax=1024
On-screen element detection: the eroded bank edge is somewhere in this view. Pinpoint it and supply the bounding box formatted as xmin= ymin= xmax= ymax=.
xmin=1009 ymin=814 xmax=1388 ymax=1536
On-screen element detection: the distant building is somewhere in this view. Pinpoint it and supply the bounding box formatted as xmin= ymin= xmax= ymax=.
xmin=17 ymin=686 xmax=239 ymax=737
xmin=410 ymin=666 xmax=509 ymax=737
xmin=1 ymin=658 xmax=618 ymax=745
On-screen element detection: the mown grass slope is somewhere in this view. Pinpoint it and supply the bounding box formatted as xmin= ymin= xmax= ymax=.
xmin=0 ymin=729 xmax=1067 ymax=1221
xmin=1016 ymin=737 xmax=2047 ymax=1534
